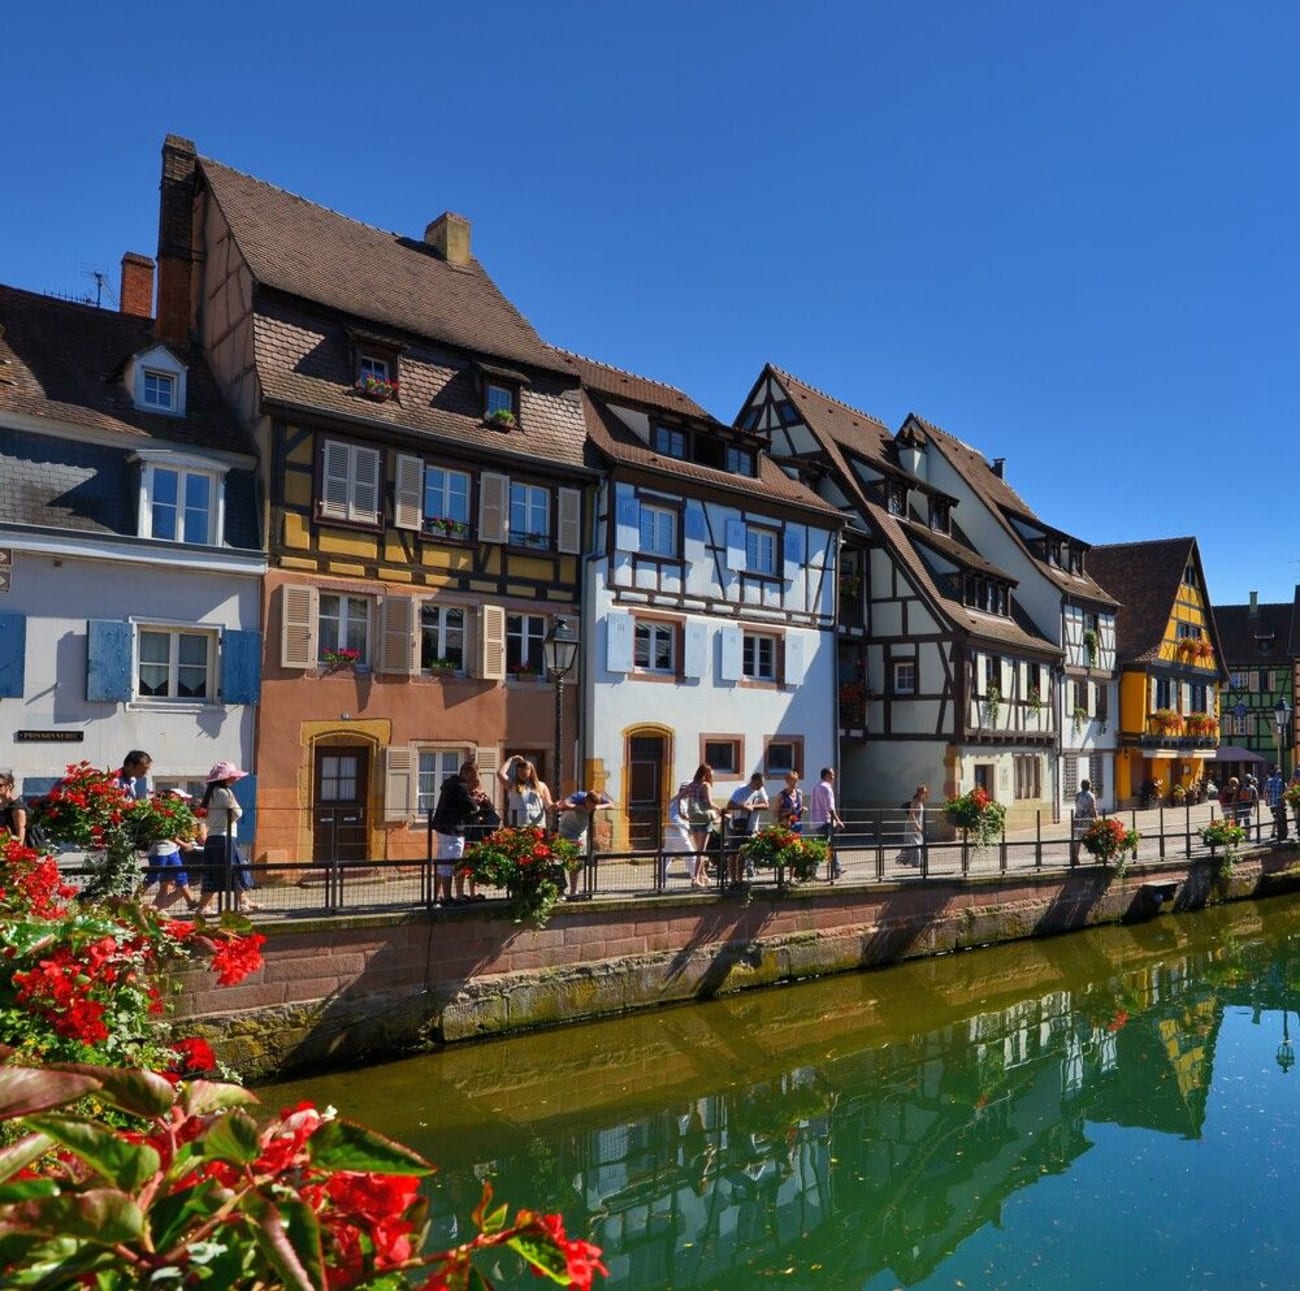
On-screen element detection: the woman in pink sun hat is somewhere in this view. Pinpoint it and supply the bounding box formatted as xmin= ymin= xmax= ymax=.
xmin=195 ymin=761 xmax=258 ymax=916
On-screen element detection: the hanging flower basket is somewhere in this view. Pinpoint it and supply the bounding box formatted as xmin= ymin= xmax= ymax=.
xmin=942 ymin=788 xmax=1006 ymax=848
xmin=1079 ymin=817 xmax=1140 ymax=867
xmin=355 ymin=375 xmax=399 ymax=402
xmin=462 ymin=826 xmax=582 ymax=928
xmin=737 ymin=826 xmax=828 ymax=883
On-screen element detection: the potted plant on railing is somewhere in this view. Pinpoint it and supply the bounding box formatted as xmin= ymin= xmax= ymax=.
xmin=320 ymin=646 xmax=361 ymax=669
xmin=738 ymin=825 xmax=828 ymax=884
xmin=1079 ymin=816 xmax=1141 ymax=875
xmin=355 ymin=373 xmax=399 ymax=402
xmin=1082 ymin=628 xmax=1098 ymax=666
xmin=943 ymin=786 xmax=1006 ymax=849
xmin=1200 ymin=818 xmax=1246 ymax=877
xmin=424 ymin=515 xmax=469 ymax=538
xmin=462 ymin=825 xmax=582 ymax=927
xmin=488 ymin=407 xmax=516 ymax=428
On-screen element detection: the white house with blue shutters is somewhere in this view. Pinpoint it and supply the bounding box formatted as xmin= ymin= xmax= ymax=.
xmin=569 ymin=357 xmax=842 ymax=850
xmin=0 ymin=282 xmax=266 ymax=832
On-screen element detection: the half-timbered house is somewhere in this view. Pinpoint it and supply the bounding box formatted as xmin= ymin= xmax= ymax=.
xmin=735 ymin=366 xmax=1060 ymax=825
xmin=569 ymin=353 xmax=842 ymax=847
xmin=1199 ymin=591 xmax=1293 ymax=778
xmin=1086 ymin=539 xmax=1226 ymax=806
xmin=0 ymin=270 xmax=264 ymax=810
xmin=896 ymin=415 xmax=1122 ymax=811
xmin=157 ymin=136 xmax=594 ymax=866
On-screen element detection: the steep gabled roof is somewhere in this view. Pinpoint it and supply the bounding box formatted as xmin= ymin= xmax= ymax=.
xmin=906 ymin=412 xmax=1118 ymax=609
xmin=764 ymin=366 xmax=1054 ymax=656
xmin=0 ymin=284 xmax=253 ymax=455
xmin=199 ymin=157 xmax=571 ymax=377
xmin=1086 ymin=538 xmax=1201 ymax=663
xmin=1213 ymin=599 xmax=1294 ymax=666
xmin=573 ymin=353 xmax=837 ymax=516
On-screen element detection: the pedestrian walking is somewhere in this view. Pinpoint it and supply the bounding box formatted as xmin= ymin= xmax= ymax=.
xmin=1070 ymin=779 xmax=1098 ymax=864
xmin=901 ymin=785 xmax=928 ymax=866
xmin=809 ymin=767 xmax=845 ymax=879
xmin=679 ymin=765 xmax=721 ymax=889
xmin=195 ymin=762 xmax=257 ymax=916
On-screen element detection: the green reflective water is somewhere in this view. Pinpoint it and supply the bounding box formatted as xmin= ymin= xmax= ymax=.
xmin=266 ymin=898 xmax=1300 ymax=1289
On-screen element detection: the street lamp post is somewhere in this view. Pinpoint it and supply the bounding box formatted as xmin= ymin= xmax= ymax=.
xmin=542 ymin=618 xmax=581 ymax=804
xmin=1274 ymin=699 xmax=1292 ymax=842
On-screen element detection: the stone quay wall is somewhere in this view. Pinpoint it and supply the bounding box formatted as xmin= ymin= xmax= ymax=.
xmin=179 ymin=847 xmax=1300 ymax=1081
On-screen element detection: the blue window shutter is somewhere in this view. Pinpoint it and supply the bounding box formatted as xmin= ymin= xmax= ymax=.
xmin=221 ymin=630 xmax=263 ymax=705
xmin=614 ymin=488 xmax=640 ymax=553
xmin=233 ymin=773 xmax=257 ymax=858
xmin=86 ymin=620 xmax=133 ymax=703
xmin=0 ymin=612 xmax=26 ymax=699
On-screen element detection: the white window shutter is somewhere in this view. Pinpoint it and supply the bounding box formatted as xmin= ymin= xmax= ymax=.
xmin=383 ymin=747 xmax=416 ymax=822
xmin=379 ymin=596 xmax=416 ymax=675
xmin=615 ymin=488 xmax=640 ymax=553
xmin=683 ymin=621 xmax=708 ymax=680
xmin=393 ymin=453 xmax=423 ymax=530
xmin=784 ymin=633 xmax=805 ymax=687
xmin=475 ymin=744 xmax=500 ymax=788
xmin=321 ymin=442 xmax=351 ymax=521
xmin=783 ymin=526 xmax=805 ymax=584
xmin=352 ymin=446 xmax=381 ymax=523
xmin=606 ymin=612 xmax=633 ymax=674
xmin=725 ymin=519 xmax=747 ymax=572
xmin=478 ymin=604 xmax=505 ymax=680
xmin=280 ymin=584 xmax=318 ymax=668
xmin=479 ymin=472 xmax=509 ymax=543
xmin=720 ymin=626 xmax=743 ymax=681
xmin=557 ymin=487 xmax=582 ymax=554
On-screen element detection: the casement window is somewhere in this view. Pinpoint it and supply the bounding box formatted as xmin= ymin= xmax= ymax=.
xmin=319 ymin=440 xmax=381 ymax=525
xmin=745 ymin=525 xmax=779 ymax=576
xmin=417 ymin=748 xmax=469 ymax=813
xmin=142 ymin=371 xmax=176 ymax=411
xmin=726 ymin=446 xmax=756 ymax=476
xmin=928 ymin=500 xmax=950 ymax=533
xmin=421 ymin=604 xmax=465 ymax=674
xmin=634 ymin=620 xmax=677 ymax=674
xmin=1095 ymin=685 xmax=1109 ymax=721
xmin=422 ymin=466 xmax=471 ymax=535
xmin=359 ymin=356 xmax=389 ymax=384
xmin=140 ymin=464 xmax=221 ymax=545
xmin=763 ymin=737 xmax=803 ymax=777
xmin=319 ymin=594 xmax=371 ymax=664
xmin=893 ymin=660 xmax=916 ymax=695
xmin=702 ymin=737 xmax=741 ymax=776
xmin=1073 ymin=680 xmax=1087 ymax=713
xmin=84 ymin=619 xmax=260 ymax=707
xmin=984 ymin=656 xmax=1000 ymax=694
xmin=652 ymin=424 xmax=688 ymax=459
xmin=1184 ymin=564 xmax=1198 ymax=588
xmin=743 ymin=632 xmax=778 ymax=681
xmin=484 ymin=381 xmax=517 ymax=422
xmin=509 ymin=483 xmax=551 ymax=548
xmin=1014 ymin=755 xmax=1041 ymax=800
xmin=639 ymin=504 xmax=678 ymax=558
xmin=137 ymin=627 xmax=217 ymax=701
xmin=1155 ymin=677 xmax=1172 ymax=710
xmin=507 ymin=614 xmax=547 ymax=676
xmin=1190 ymin=682 xmax=1208 ymax=712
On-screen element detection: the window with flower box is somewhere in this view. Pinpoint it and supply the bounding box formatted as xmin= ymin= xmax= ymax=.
xmin=509 ymin=483 xmax=551 ymax=549
xmin=483 ymin=381 xmax=519 ymax=428
xmin=420 ymin=605 xmax=465 ymax=675
xmin=319 ymin=594 xmax=371 ymax=666
xmin=422 ymin=466 xmax=471 ymax=538
xmin=507 ymin=614 xmax=547 ymax=677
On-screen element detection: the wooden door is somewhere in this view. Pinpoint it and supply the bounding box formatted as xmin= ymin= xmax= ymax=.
xmin=313 ymin=745 xmax=369 ymax=865
xmin=626 ymin=735 xmax=665 ymax=850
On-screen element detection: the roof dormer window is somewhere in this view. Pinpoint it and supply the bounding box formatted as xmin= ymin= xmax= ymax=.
xmin=652 ymin=424 xmax=688 ymax=459
xmin=142 ymin=371 xmax=176 ymax=411
xmin=484 ymin=380 xmax=518 ymax=428
xmin=928 ymin=499 xmax=950 ymax=534
xmin=127 ymin=344 xmax=187 ymax=417
xmin=726 ymin=445 xmax=756 ymax=477
xmin=356 ymin=354 xmax=399 ymax=402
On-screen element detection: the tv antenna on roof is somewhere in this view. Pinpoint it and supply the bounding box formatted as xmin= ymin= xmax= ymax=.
xmin=79 ymin=263 xmax=116 ymax=310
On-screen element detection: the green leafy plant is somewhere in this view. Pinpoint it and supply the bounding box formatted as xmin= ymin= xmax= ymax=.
xmin=488 ymin=407 xmax=517 ymax=427
xmin=424 ymin=515 xmax=469 ymax=538
xmin=1201 ymin=818 xmax=1245 ymax=876
xmin=1082 ymin=628 xmax=1098 ymax=664
xmin=321 ymin=647 xmax=362 ymax=668
xmin=463 ymin=826 xmax=583 ymax=928
xmin=1027 ymin=685 xmax=1042 ymax=714
xmin=943 ymin=787 xmax=1006 ymax=848
xmin=355 ymin=372 xmax=399 ymax=400
xmin=1079 ymin=817 xmax=1140 ymax=875
xmin=983 ymin=685 xmax=1002 ymax=727
xmin=737 ymin=825 xmax=828 ymax=883
xmin=1072 ymin=706 xmax=1089 ymax=735
xmin=0 ymin=1064 xmax=606 ymax=1290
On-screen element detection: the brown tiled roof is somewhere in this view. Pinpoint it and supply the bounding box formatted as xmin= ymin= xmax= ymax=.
xmin=0 ymin=285 xmax=254 ymax=455
xmin=199 ymin=158 xmax=572 ymax=377
xmin=767 ymin=367 xmax=1054 ymax=656
xmin=907 ymin=412 xmax=1118 ymax=609
xmin=558 ymin=349 xmax=714 ymax=420
xmin=580 ymin=392 xmax=838 ymax=517
xmin=1213 ymin=600 xmax=1294 ymax=666
xmin=1086 ymin=538 xmax=1201 ymax=663
xmin=253 ymin=297 xmax=591 ymax=471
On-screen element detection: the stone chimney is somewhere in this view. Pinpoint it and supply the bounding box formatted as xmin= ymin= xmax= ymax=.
xmin=992 ymin=457 xmax=1006 ymax=479
xmin=119 ymin=253 xmax=154 ymax=319
xmin=1250 ymin=590 xmax=1259 ymax=616
xmin=424 ymin=212 xmax=472 ymax=266
xmin=155 ymin=134 xmax=198 ymax=343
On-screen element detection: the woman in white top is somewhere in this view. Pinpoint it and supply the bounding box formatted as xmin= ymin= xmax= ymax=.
xmin=902 ymin=784 xmax=928 ymax=866
xmin=498 ymin=756 xmax=554 ymax=829
xmin=661 ymin=791 xmax=694 ymax=885
xmin=196 ymin=761 xmax=258 ymax=916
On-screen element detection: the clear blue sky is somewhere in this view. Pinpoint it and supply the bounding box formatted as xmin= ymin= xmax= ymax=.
xmin=7 ymin=2 xmax=1298 ymax=607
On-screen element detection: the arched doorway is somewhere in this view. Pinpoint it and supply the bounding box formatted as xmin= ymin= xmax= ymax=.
xmin=625 ymin=727 xmax=673 ymax=850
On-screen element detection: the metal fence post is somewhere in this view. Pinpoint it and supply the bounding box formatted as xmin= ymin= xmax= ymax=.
xmin=876 ymin=808 xmax=885 ymax=881
xmin=999 ymin=816 xmax=1007 ymax=874
xmin=424 ymin=811 xmax=435 ymax=910
xmin=1069 ymin=810 xmax=1077 ymax=868
xmin=1035 ymin=810 xmax=1042 ymax=869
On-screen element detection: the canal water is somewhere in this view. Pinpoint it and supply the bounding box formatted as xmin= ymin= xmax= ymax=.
xmin=266 ymin=897 xmax=1300 ymax=1288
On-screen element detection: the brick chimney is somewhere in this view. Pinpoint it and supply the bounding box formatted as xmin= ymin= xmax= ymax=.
xmin=119 ymin=253 xmax=154 ymax=319
xmin=155 ymin=134 xmax=198 ymax=343
xmin=424 ymin=212 xmax=472 ymax=266
xmin=1250 ymin=590 xmax=1259 ymax=616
